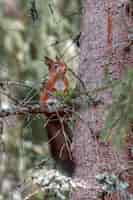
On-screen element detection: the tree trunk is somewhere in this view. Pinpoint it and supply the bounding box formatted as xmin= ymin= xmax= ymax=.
xmin=71 ymin=0 xmax=133 ymax=199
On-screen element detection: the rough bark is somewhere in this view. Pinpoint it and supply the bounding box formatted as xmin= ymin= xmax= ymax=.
xmin=71 ymin=0 xmax=133 ymax=199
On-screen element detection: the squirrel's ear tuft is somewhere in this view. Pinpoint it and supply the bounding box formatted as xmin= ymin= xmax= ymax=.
xmin=56 ymin=55 xmax=60 ymax=61
xmin=44 ymin=56 xmax=53 ymax=66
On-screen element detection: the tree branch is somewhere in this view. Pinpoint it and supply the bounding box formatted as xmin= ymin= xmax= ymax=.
xmin=0 ymin=104 xmax=71 ymax=118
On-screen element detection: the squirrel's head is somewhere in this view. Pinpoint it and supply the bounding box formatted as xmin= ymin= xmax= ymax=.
xmin=44 ymin=56 xmax=67 ymax=76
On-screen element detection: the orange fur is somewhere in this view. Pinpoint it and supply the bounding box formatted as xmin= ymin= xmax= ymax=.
xmin=40 ymin=56 xmax=68 ymax=104
xmin=40 ymin=56 xmax=74 ymax=175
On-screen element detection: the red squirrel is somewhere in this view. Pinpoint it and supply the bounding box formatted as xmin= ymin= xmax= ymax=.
xmin=40 ymin=56 xmax=75 ymax=175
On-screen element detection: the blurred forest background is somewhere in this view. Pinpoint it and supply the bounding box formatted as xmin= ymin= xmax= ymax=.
xmin=0 ymin=0 xmax=81 ymax=199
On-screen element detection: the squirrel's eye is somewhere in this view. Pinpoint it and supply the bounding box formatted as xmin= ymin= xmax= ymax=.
xmin=54 ymin=64 xmax=59 ymax=69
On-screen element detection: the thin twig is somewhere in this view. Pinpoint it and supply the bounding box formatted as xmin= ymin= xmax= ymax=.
xmin=47 ymin=130 xmax=60 ymax=144
xmin=0 ymin=89 xmax=19 ymax=105
xmin=68 ymin=68 xmax=86 ymax=90
xmin=24 ymin=189 xmax=40 ymax=200
xmin=55 ymin=107 xmax=72 ymax=160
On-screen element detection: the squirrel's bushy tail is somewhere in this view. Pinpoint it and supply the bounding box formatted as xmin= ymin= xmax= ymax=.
xmin=46 ymin=114 xmax=75 ymax=176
